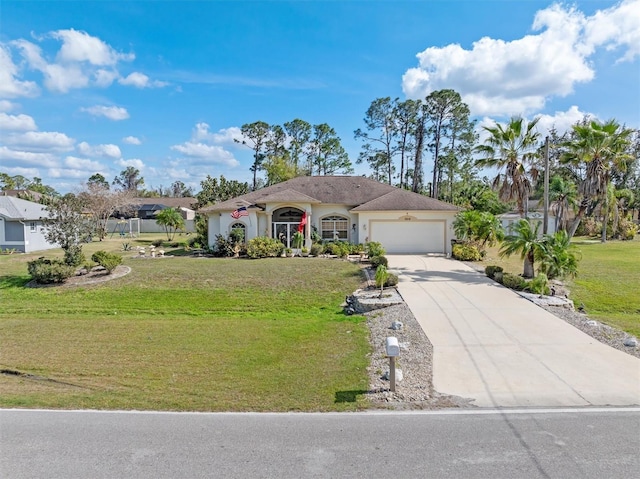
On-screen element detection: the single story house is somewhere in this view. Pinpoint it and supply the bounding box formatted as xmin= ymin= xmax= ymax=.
xmin=499 ymin=200 xmax=557 ymax=236
xmin=0 ymin=196 xmax=57 ymax=253
xmin=201 ymin=176 xmax=460 ymax=254
xmin=116 ymin=198 xmax=196 ymax=220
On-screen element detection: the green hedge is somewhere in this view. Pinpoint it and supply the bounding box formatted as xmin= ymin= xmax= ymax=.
xmin=247 ymin=236 xmax=284 ymax=258
xmin=27 ymin=257 xmax=75 ymax=284
xmin=452 ymin=242 xmax=482 ymax=261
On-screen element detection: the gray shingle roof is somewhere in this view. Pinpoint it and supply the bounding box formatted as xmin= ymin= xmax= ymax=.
xmin=201 ymin=176 xmax=458 ymax=212
xmin=0 ymin=196 xmax=49 ymax=220
xmin=351 ymin=189 xmax=459 ymax=212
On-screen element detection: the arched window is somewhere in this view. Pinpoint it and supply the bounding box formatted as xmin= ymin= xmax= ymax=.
xmin=321 ymin=215 xmax=348 ymax=241
xmin=230 ymin=222 xmax=246 ymax=236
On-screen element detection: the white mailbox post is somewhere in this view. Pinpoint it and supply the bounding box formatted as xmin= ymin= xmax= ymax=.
xmin=385 ymin=337 xmax=400 ymax=392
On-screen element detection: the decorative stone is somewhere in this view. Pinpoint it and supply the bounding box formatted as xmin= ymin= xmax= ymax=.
xmin=391 ymin=321 xmax=403 ymax=330
xmin=382 ymin=369 xmax=403 ymax=382
xmin=623 ymin=337 xmax=638 ymax=347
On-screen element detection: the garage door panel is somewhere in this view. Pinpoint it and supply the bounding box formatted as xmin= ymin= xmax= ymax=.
xmin=371 ymin=221 xmax=445 ymax=254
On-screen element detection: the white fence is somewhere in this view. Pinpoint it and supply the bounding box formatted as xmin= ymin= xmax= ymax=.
xmin=106 ymin=219 xmax=195 ymax=236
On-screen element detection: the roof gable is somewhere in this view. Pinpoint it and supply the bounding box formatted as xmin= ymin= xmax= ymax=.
xmin=200 ymin=176 xmax=459 ymax=213
xmin=351 ymin=189 xmax=460 ymax=212
xmin=0 ymin=196 xmax=48 ymax=220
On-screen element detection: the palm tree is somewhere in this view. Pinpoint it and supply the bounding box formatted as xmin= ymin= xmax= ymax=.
xmin=537 ymin=230 xmax=580 ymax=280
xmin=499 ymin=219 xmax=541 ymax=278
xmin=475 ymin=117 xmax=541 ymax=217
xmin=155 ymin=208 xmax=185 ymax=241
xmin=453 ymin=210 xmax=504 ymax=249
xmin=548 ymin=175 xmax=578 ymax=232
xmin=560 ymin=119 xmax=633 ymax=239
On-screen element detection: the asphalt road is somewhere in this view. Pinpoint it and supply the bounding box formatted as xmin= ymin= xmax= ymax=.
xmin=2 ymin=408 xmax=639 ymax=478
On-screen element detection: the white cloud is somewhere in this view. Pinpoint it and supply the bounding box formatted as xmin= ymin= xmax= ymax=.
xmin=5 ymin=29 xmax=163 ymax=95
xmin=43 ymin=63 xmax=90 ymax=93
xmin=533 ymin=105 xmax=596 ymax=136
xmin=51 ymin=29 xmax=134 ymax=66
xmin=583 ymin=0 xmax=640 ymax=62
xmin=402 ymin=1 xmax=639 ymax=116
xmin=0 ymin=166 xmax=40 ymax=178
xmin=122 ymin=136 xmax=142 ymax=145
xmin=0 ymin=146 xmax=59 ymax=167
xmin=116 ymin=158 xmax=146 ymax=170
xmin=48 ymin=167 xmax=96 ymax=179
xmin=63 ymin=155 xmax=104 ymax=171
xmin=170 ymin=141 xmax=239 ymax=167
xmin=0 ymin=44 xmax=39 ymax=98
xmin=119 ymin=72 xmax=168 ymax=88
xmin=77 ymin=141 xmax=121 ymax=159
xmin=93 ymin=68 xmax=120 ymax=88
xmin=81 ymin=105 xmax=129 ymax=121
xmin=3 ymin=131 xmax=75 ymax=152
xmin=0 ymin=112 xmax=37 ymax=131
xmin=0 ymin=100 xmax=16 ymax=112
xmin=12 ymin=38 xmax=91 ymax=93
xmin=193 ymin=122 xmax=243 ymax=146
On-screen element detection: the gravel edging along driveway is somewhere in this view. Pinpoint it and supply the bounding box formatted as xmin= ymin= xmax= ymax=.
xmin=359 ymin=263 xmax=639 ymax=410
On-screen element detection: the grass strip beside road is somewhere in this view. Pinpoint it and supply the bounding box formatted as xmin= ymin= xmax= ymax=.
xmin=0 ymin=243 xmax=370 ymax=411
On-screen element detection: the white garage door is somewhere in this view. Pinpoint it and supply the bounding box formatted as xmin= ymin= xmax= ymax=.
xmin=370 ymin=220 xmax=445 ymax=254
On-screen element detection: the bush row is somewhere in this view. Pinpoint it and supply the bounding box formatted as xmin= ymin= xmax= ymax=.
xmin=485 ymin=265 xmax=549 ymax=295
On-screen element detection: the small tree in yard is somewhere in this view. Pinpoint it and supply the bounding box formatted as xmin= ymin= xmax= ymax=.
xmin=44 ymin=194 xmax=93 ymax=266
xmin=499 ymin=219 xmax=541 ymax=279
xmin=375 ymin=264 xmax=389 ymax=298
xmin=156 ymin=208 xmax=185 ymax=241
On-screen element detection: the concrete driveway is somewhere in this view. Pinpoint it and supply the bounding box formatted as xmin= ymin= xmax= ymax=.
xmin=388 ymin=255 xmax=640 ymax=408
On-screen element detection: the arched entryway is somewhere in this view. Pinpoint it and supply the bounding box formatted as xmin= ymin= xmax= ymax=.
xmin=272 ymin=207 xmax=304 ymax=248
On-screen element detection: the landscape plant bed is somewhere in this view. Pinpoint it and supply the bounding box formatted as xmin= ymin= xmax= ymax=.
xmin=0 ymin=242 xmax=371 ymax=412
xmin=477 ymin=237 xmax=640 ymax=338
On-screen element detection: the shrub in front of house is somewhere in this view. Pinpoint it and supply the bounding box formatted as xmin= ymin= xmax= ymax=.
xmin=452 ymin=242 xmax=482 ymax=261
xmin=213 ymin=234 xmax=234 ymax=257
xmin=618 ymin=217 xmax=638 ymax=240
xmin=247 ymin=236 xmax=284 ymax=258
xmin=369 ymin=255 xmax=388 ymax=268
xmin=501 ymin=273 xmax=527 ymax=291
xmin=384 ymin=273 xmax=399 ymax=287
xmin=27 ymin=257 xmax=75 ymax=284
xmin=365 ymin=241 xmax=385 ymax=258
xmin=63 ymin=245 xmax=86 ymax=267
xmin=485 ymin=265 xmax=504 ymax=279
xmin=91 ymin=251 xmax=122 ymax=274
xmin=526 ymin=273 xmax=550 ymax=295
xmin=323 ymin=242 xmax=348 ymax=257
xmin=310 ymin=243 xmax=323 ymax=256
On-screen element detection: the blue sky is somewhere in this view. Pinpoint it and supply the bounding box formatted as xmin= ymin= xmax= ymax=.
xmin=1 ymin=0 xmax=639 ymax=194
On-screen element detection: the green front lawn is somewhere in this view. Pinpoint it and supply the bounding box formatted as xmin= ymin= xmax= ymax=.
xmin=0 ymin=236 xmax=370 ymax=411
xmin=568 ymin=238 xmax=640 ymax=337
xmin=480 ymin=237 xmax=640 ymax=337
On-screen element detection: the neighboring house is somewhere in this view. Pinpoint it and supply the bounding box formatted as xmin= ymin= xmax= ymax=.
xmin=0 ymin=196 xmax=56 ymax=253
xmin=499 ymin=200 xmax=557 ymax=236
xmin=201 ymin=176 xmax=460 ymax=254
xmin=116 ymin=198 xmax=196 ymax=220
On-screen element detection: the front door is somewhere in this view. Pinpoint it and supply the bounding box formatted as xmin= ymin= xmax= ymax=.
xmin=272 ymin=207 xmax=305 ymax=248
xmin=273 ymin=222 xmax=298 ymax=248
